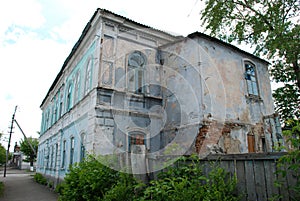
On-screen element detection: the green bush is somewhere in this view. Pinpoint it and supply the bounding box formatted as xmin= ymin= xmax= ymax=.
xmin=55 ymin=182 xmax=65 ymax=195
xmin=103 ymin=173 xmax=140 ymax=201
xmin=58 ymin=155 xmax=239 ymax=201
xmin=34 ymin=173 xmax=47 ymax=185
xmin=139 ymin=156 xmax=239 ymax=201
xmin=58 ymin=155 xmax=120 ymax=201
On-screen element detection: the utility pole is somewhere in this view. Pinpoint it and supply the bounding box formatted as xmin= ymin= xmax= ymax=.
xmin=4 ymin=106 xmax=17 ymax=177
xmin=14 ymin=120 xmax=37 ymax=156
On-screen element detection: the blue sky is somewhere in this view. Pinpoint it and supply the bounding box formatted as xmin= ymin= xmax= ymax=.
xmin=0 ymin=0 xmax=209 ymax=151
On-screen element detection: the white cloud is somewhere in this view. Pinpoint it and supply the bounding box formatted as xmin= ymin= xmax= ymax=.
xmin=0 ymin=0 xmax=45 ymax=34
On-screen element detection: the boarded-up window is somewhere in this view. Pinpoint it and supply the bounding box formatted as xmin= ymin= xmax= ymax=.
xmin=102 ymin=61 xmax=113 ymax=85
xmin=248 ymin=135 xmax=255 ymax=153
xmin=84 ymin=59 xmax=92 ymax=95
xmin=102 ymin=35 xmax=114 ymax=59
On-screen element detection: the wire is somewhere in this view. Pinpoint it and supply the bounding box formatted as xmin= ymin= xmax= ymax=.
xmin=187 ymin=0 xmax=199 ymax=17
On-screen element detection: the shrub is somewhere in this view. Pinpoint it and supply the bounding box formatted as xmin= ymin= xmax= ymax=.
xmin=139 ymin=156 xmax=239 ymax=201
xmin=58 ymin=155 xmax=120 ymax=201
xmin=103 ymin=173 xmax=141 ymax=201
xmin=34 ymin=173 xmax=47 ymax=185
xmin=58 ymin=154 xmax=240 ymax=201
xmin=55 ymin=182 xmax=65 ymax=195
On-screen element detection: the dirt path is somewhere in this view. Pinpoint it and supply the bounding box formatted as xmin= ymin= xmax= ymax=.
xmin=0 ymin=169 xmax=58 ymax=201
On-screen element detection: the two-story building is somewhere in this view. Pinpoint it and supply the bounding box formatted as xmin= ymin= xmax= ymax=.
xmin=37 ymin=8 xmax=283 ymax=183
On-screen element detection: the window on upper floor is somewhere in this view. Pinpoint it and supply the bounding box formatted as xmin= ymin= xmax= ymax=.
xmin=127 ymin=51 xmax=146 ymax=94
xmin=84 ymin=59 xmax=92 ymax=95
xmin=74 ymin=71 xmax=81 ymax=103
xmin=59 ymin=86 xmax=64 ymax=117
xmin=51 ymin=104 xmax=55 ymax=126
xmin=244 ymin=61 xmax=259 ymax=96
xmin=66 ymin=82 xmax=73 ymax=111
xmin=45 ymin=110 xmax=50 ymax=130
xmin=54 ymin=96 xmax=58 ymax=122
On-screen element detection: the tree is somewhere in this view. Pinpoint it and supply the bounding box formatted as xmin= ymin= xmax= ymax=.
xmin=20 ymin=137 xmax=38 ymax=167
xmin=276 ymin=119 xmax=300 ymax=200
xmin=0 ymin=132 xmax=6 ymax=165
xmin=0 ymin=144 xmax=6 ymax=165
xmin=200 ymin=0 xmax=300 ymax=121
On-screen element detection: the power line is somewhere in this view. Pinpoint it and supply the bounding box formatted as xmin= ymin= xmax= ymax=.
xmin=187 ymin=0 xmax=199 ymax=17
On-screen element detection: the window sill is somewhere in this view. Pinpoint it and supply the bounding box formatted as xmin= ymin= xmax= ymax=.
xmin=245 ymin=95 xmax=262 ymax=103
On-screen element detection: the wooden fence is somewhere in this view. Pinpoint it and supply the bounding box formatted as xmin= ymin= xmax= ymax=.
xmin=149 ymin=152 xmax=298 ymax=201
xmin=201 ymin=153 xmax=298 ymax=201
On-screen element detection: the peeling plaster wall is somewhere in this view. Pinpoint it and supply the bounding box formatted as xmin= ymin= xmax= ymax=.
xmin=92 ymin=17 xmax=178 ymax=157
xmin=160 ymin=36 xmax=280 ymax=156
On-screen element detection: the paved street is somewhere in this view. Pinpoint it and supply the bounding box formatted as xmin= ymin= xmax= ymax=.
xmin=0 ymin=168 xmax=58 ymax=201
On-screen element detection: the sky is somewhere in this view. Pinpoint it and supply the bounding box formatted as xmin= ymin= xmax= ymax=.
xmin=0 ymin=0 xmax=255 ymax=152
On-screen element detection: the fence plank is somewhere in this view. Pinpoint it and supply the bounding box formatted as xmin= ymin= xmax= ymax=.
xmin=264 ymin=160 xmax=279 ymax=199
xmin=236 ymin=160 xmax=247 ymax=201
xmin=245 ymin=160 xmax=257 ymax=201
xmin=254 ymin=160 xmax=268 ymax=201
xmin=278 ymin=166 xmax=291 ymax=201
xmin=286 ymin=167 xmax=298 ymax=200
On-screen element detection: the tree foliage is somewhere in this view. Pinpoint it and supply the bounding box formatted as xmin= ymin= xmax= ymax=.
xmin=0 ymin=144 xmax=6 ymax=164
xmin=276 ymin=119 xmax=300 ymax=200
xmin=0 ymin=132 xmax=6 ymax=164
xmin=20 ymin=137 xmax=38 ymax=166
xmin=200 ymin=0 xmax=300 ymax=121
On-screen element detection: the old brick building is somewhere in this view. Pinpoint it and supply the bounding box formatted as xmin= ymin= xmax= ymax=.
xmin=37 ymin=8 xmax=283 ymax=182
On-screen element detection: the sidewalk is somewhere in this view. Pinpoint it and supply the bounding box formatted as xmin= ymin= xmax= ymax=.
xmin=0 ymin=168 xmax=58 ymax=201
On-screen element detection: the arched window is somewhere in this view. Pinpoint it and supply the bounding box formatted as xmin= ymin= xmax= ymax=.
xmin=59 ymin=85 xmax=64 ymax=118
xmin=245 ymin=61 xmax=259 ymax=96
xmin=84 ymin=59 xmax=92 ymax=95
xmin=66 ymin=82 xmax=73 ymax=111
xmin=54 ymin=95 xmax=59 ymax=122
xmin=127 ymin=51 xmax=146 ymax=93
xmin=74 ymin=71 xmax=81 ymax=103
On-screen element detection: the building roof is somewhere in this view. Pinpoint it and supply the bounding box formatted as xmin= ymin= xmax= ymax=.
xmin=187 ymin=32 xmax=270 ymax=65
